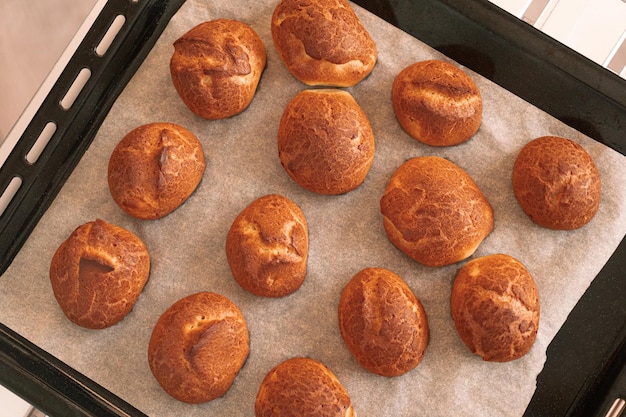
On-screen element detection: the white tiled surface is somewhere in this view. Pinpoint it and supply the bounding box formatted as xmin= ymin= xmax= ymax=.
xmin=489 ymin=0 xmax=626 ymax=77
xmin=0 ymin=385 xmax=31 ymax=417
xmin=489 ymin=0 xmax=532 ymax=17
xmin=539 ymin=0 xmax=626 ymax=68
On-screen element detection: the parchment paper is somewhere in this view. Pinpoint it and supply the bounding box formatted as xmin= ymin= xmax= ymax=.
xmin=1 ymin=1 xmax=625 ymax=416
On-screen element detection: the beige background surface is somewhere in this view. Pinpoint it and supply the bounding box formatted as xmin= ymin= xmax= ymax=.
xmin=0 ymin=0 xmax=96 ymax=142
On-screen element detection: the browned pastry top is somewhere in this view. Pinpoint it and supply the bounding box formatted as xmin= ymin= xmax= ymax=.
xmin=271 ymin=0 xmax=377 ymax=86
xmin=49 ymin=219 xmax=150 ymax=329
xmin=255 ymin=357 xmax=355 ymax=417
xmin=512 ymin=135 xmax=601 ymax=230
xmin=451 ymin=254 xmax=540 ymax=362
xmin=278 ymin=89 xmax=375 ymax=194
xmin=107 ymin=122 xmax=205 ymax=220
xmin=148 ymin=291 xmax=250 ymax=404
xmin=392 ymin=60 xmax=482 ymax=146
xmin=226 ymin=194 xmax=309 ymax=297
xmin=380 ymin=156 xmax=494 ymax=266
xmin=338 ymin=267 xmax=429 ymax=376
xmin=170 ymin=19 xmax=267 ymax=119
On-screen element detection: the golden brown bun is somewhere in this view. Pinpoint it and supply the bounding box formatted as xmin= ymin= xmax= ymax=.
xmin=451 ymin=254 xmax=540 ymax=362
xmin=512 ymin=136 xmax=601 ymax=230
xmin=392 ymin=60 xmax=482 ymax=146
xmin=226 ymin=194 xmax=309 ymax=297
xmin=278 ymin=89 xmax=375 ymax=194
xmin=271 ymin=0 xmax=377 ymax=87
xmin=148 ymin=292 xmax=250 ymax=404
xmin=255 ymin=357 xmax=355 ymax=417
xmin=108 ymin=122 xmax=205 ymax=220
xmin=380 ymin=156 xmax=493 ymax=267
xmin=49 ymin=219 xmax=150 ymax=329
xmin=338 ymin=267 xmax=429 ymax=376
xmin=170 ymin=19 xmax=267 ymax=119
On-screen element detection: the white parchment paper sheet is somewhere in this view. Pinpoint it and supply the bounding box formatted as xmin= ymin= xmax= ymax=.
xmin=1 ymin=1 xmax=625 ymax=416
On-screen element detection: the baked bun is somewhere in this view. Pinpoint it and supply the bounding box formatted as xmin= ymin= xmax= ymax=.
xmin=148 ymin=292 xmax=250 ymax=403
xmin=451 ymin=254 xmax=540 ymax=362
xmin=338 ymin=267 xmax=429 ymax=376
xmin=512 ymin=135 xmax=601 ymax=230
xmin=170 ymin=19 xmax=266 ymax=119
xmin=271 ymin=0 xmax=377 ymax=86
xmin=108 ymin=122 xmax=205 ymax=220
xmin=255 ymin=357 xmax=355 ymax=417
xmin=380 ymin=156 xmax=493 ymax=267
xmin=226 ymin=194 xmax=309 ymax=297
xmin=392 ymin=60 xmax=482 ymax=146
xmin=49 ymin=219 xmax=150 ymax=329
xmin=278 ymin=89 xmax=375 ymax=194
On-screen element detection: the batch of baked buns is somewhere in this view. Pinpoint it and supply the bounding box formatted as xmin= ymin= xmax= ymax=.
xmin=47 ymin=0 xmax=602 ymax=414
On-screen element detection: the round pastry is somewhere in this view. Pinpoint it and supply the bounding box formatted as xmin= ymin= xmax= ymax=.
xmin=451 ymin=254 xmax=540 ymax=362
xmin=226 ymin=194 xmax=309 ymax=297
xmin=512 ymin=135 xmax=601 ymax=230
xmin=392 ymin=59 xmax=482 ymax=146
xmin=49 ymin=219 xmax=150 ymax=329
xmin=380 ymin=156 xmax=494 ymax=267
xmin=148 ymin=291 xmax=250 ymax=404
xmin=278 ymin=89 xmax=375 ymax=194
xmin=338 ymin=267 xmax=429 ymax=376
xmin=170 ymin=19 xmax=267 ymax=119
xmin=255 ymin=357 xmax=355 ymax=417
xmin=271 ymin=0 xmax=377 ymax=87
xmin=108 ymin=122 xmax=205 ymax=220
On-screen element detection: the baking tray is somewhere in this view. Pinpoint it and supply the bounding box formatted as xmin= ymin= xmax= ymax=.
xmin=0 ymin=0 xmax=624 ymax=416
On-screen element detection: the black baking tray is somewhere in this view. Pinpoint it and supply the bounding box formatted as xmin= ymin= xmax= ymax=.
xmin=0 ymin=0 xmax=624 ymax=416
